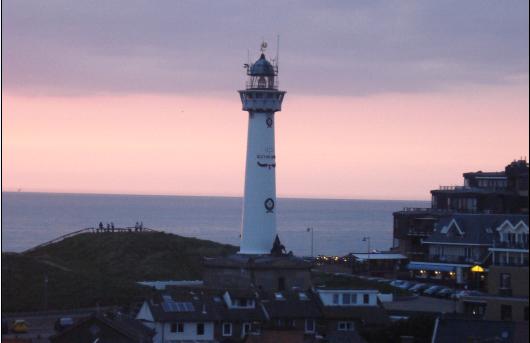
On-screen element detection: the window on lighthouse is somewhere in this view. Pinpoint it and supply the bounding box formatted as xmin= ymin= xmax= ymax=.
xmin=258 ymin=76 xmax=267 ymax=88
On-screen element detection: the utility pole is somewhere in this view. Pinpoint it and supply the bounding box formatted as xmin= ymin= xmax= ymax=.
xmin=307 ymin=227 xmax=314 ymax=257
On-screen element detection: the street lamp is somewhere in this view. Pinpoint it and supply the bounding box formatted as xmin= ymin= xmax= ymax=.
xmin=362 ymin=237 xmax=371 ymax=274
xmin=307 ymin=227 xmax=314 ymax=257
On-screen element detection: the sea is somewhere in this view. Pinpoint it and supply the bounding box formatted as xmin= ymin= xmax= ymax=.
xmin=1 ymin=192 xmax=429 ymax=256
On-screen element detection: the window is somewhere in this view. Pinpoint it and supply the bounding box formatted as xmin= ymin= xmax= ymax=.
xmin=170 ymin=322 xmax=184 ymax=333
xmin=196 ymin=323 xmax=205 ymax=335
xmin=337 ymin=321 xmax=355 ymax=331
xmin=500 ymin=273 xmax=512 ymax=289
xmin=363 ymin=294 xmax=370 ymax=304
xmin=342 ymin=293 xmax=351 ymax=305
xmin=305 ymin=319 xmax=315 ymax=333
xmin=501 ymin=305 xmax=512 ymax=321
xmin=332 ymin=294 xmax=339 ymax=304
xmin=351 ymin=293 xmax=358 ymax=304
xmin=242 ymin=322 xmax=251 ymax=335
xmin=222 ymin=322 xmax=232 ymax=336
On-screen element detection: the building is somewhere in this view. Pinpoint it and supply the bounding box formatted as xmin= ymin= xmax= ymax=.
xmin=431 ymin=160 xmax=529 ymax=214
xmin=202 ymin=44 xmax=313 ymax=293
xmin=393 ymin=160 xmax=529 ymax=260
xmin=239 ymin=45 xmax=285 ymax=255
xmin=347 ymin=252 xmax=408 ymax=277
xmin=458 ymin=221 xmax=529 ymax=322
xmin=50 ymin=314 xmax=154 ymax=343
xmin=258 ymin=289 xmax=321 ymax=337
xmin=407 ymin=214 xmax=528 ymax=286
xmin=203 ymin=254 xmax=312 ymax=291
xmin=136 ymin=289 xmax=266 ymax=342
xmin=314 ymin=287 xmax=389 ymax=339
xmin=431 ymin=316 xmax=528 ymax=343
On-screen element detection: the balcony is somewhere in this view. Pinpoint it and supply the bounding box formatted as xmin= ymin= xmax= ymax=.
xmin=491 ymin=241 xmax=529 ymax=250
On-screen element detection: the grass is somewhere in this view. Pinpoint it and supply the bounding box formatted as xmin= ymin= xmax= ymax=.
xmin=2 ymin=232 xmax=237 ymax=312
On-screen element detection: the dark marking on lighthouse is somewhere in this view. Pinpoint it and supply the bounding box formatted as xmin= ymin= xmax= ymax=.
xmin=264 ymin=198 xmax=275 ymax=213
xmin=257 ymin=162 xmax=276 ymax=169
xmin=266 ymin=117 xmax=273 ymax=128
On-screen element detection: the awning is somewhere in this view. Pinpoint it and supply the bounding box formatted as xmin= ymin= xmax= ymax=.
xmin=406 ymin=262 xmax=471 ymax=272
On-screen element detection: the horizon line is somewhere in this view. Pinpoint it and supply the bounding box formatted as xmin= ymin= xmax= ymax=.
xmin=1 ymin=189 xmax=430 ymax=203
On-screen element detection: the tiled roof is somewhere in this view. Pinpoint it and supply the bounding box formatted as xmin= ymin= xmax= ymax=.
xmin=432 ymin=317 xmax=519 ymax=343
xmin=424 ymin=214 xmax=529 ymax=245
xmin=147 ymin=288 xmax=266 ymax=322
xmin=319 ymin=306 xmax=389 ymax=326
xmin=326 ymin=331 xmax=368 ymax=343
xmin=259 ymin=290 xmax=322 ymax=319
xmin=50 ymin=314 xmax=154 ymax=342
xmin=244 ymin=330 xmax=306 ymax=343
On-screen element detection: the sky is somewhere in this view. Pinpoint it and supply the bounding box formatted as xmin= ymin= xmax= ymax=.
xmin=2 ymin=0 xmax=529 ymax=200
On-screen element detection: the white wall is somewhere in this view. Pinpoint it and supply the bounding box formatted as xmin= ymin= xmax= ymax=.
xmin=318 ymin=290 xmax=378 ymax=306
xmin=161 ymin=322 xmax=214 ymax=342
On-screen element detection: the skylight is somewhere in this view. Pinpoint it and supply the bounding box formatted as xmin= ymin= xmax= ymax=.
xmin=161 ymin=296 xmax=195 ymax=312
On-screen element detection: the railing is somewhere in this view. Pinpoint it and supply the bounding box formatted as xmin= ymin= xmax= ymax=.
xmin=407 ymin=230 xmax=431 ymax=237
xmin=245 ymin=77 xmax=279 ymax=90
xmin=438 ymin=186 xmax=467 ymax=191
xmin=491 ymin=241 xmax=529 ymax=250
xmin=399 ymin=207 xmax=488 ymax=214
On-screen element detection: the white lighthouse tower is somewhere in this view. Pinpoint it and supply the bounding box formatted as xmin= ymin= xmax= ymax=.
xmin=238 ymin=44 xmax=286 ymax=254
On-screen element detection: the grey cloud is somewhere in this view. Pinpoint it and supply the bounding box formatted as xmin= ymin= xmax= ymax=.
xmin=3 ymin=0 xmax=528 ymax=96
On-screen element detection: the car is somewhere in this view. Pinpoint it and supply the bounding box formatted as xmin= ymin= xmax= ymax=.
xmin=397 ymin=281 xmax=415 ymax=289
xmin=451 ymin=290 xmax=483 ymax=300
xmin=409 ymin=283 xmax=430 ymax=293
xmin=54 ymin=317 xmax=74 ymax=332
xmin=390 ymin=280 xmax=404 ymax=287
xmin=435 ymin=288 xmax=455 ymax=298
xmin=11 ymin=320 xmax=28 ymax=334
xmin=423 ymin=285 xmax=445 ymax=296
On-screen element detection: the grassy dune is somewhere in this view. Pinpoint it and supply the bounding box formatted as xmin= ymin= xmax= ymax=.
xmin=2 ymin=232 xmax=237 ymax=312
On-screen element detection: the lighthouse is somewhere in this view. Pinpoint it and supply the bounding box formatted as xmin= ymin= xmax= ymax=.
xmin=203 ymin=45 xmax=311 ymax=290
xmin=238 ymin=44 xmax=286 ymax=254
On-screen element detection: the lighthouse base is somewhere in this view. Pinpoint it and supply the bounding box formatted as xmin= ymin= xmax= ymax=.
xmin=203 ymin=254 xmax=312 ymax=291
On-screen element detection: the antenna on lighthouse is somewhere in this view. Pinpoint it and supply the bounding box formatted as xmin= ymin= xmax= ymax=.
xmin=276 ymin=34 xmax=280 ymax=71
